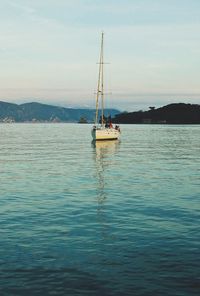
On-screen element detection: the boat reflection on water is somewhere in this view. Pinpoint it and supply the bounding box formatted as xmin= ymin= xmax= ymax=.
xmin=92 ymin=139 xmax=120 ymax=241
xmin=93 ymin=139 xmax=119 ymax=158
xmin=92 ymin=140 xmax=119 ymax=205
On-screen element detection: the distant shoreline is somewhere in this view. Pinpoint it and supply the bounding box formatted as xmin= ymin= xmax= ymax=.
xmin=0 ymin=101 xmax=200 ymax=124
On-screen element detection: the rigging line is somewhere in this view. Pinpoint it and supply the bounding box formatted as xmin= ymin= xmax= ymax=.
xmin=95 ymin=33 xmax=103 ymax=124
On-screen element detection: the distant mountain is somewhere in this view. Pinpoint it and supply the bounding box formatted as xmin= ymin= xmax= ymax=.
xmin=0 ymin=101 xmax=120 ymax=123
xmin=113 ymin=103 xmax=200 ymax=124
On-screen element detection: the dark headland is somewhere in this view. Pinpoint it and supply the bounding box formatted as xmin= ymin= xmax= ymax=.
xmin=113 ymin=103 xmax=200 ymax=124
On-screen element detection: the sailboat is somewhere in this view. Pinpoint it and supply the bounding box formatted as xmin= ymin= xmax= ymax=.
xmin=91 ymin=32 xmax=121 ymax=141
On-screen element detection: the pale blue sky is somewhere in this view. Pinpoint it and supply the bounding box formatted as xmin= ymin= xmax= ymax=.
xmin=0 ymin=0 xmax=200 ymax=110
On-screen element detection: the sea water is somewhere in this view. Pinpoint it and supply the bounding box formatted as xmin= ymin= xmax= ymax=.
xmin=0 ymin=124 xmax=200 ymax=296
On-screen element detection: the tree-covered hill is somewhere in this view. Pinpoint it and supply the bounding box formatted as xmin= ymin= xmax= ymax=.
xmin=113 ymin=103 xmax=200 ymax=124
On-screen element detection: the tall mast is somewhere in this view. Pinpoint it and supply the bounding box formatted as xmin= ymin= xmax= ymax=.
xmin=101 ymin=32 xmax=104 ymax=126
xmin=95 ymin=32 xmax=104 ymax=125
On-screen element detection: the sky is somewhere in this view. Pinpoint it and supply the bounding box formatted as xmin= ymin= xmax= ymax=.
xmin=0 ymin=0 xmax=200 ymax=111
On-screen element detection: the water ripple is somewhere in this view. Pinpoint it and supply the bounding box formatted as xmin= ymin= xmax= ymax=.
xmin=0 ymin=123 xmax=200 ymax=295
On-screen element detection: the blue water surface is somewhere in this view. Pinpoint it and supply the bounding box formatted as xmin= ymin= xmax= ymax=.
xmin=0 ymin=124 xmax=200 ymax=296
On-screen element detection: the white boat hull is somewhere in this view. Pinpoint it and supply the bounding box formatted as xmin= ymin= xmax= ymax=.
xmin=92 ymin=127 xmax=120 ymax=141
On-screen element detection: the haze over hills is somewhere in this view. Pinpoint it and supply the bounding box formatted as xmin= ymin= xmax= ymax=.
xmin=0 ymin=101 xmax=119 ymax=123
